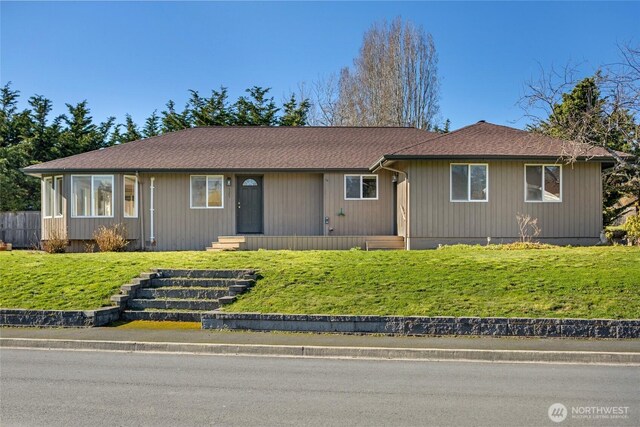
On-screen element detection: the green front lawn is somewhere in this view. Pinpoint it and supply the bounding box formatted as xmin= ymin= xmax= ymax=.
xmin=1 ymin=247 xmax=638 ymax=319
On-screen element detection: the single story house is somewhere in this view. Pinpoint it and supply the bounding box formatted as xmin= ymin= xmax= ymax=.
xmin=22 ymin=121 xmax=615 ymax=251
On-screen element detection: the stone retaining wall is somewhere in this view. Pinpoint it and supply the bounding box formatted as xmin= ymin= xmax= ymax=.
xmin=202 ymin=312 xmax=640 ymax=339
xmin=1 ymin=307 xmax=121 ymax=327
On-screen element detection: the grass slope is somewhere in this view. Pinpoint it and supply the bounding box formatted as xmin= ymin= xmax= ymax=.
xmin=0 ymin=247 xmax=638 ymax=319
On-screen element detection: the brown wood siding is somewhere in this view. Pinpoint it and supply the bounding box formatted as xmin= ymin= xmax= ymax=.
xmin=138 ymin=173 xmax=235 ymax=251
xmin=244 ymin=235 xmax=402 ymax=250
xmin=263 ymin=173 xmax=323 ymax=235
xmin=322 ymin=170 xmax=395 ymax=236
xmin=407 ymin=160 xmax=603 ymax=240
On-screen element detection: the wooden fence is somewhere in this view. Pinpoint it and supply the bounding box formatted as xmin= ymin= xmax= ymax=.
xmin=0 ymin=211 xmax=41 ymax=248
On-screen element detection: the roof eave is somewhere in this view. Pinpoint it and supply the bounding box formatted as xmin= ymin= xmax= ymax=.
xmin=377 ymin=154 xmax=617 ymax=162
xmin=20 ymin=166 xmax=376 ymax=175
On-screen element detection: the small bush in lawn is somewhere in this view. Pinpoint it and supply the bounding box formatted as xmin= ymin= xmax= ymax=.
xmin=84 ymin=241 xmax=96 ymax=253
xmin=623 ymin=215 xmax=640 ymax=245
xmin=42 ymin=230 xmax=68 ymax=254
xmin=486 ymin=242 xmax=557 ymax=250
xmin=93 ymin=224 xmax=128 ymax=252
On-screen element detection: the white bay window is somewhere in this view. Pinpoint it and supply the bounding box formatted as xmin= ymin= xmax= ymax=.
xmin=71 ymin=175 xmax=114 ymax=217
xmin=43 ymin=176 xmax=63 ymax=218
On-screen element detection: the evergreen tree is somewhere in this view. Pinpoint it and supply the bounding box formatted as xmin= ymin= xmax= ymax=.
xmin=233 ymin=86 xmax=279 ymax=126
xmin=279 ymin=94 xmax=311 ymax=126
xmin=433 ymin=118 xmax=451 ymax=134
xmin=58 ymin=101 xmax=112 ymax=156
xmin=0 ymin=84 xmax=41 ymax=210
xmin=121 ymin=114 xmax=142 ymax=142
xmin=143 ymin=110 xmax=161 ymax=137
xmin=161 ymin=100 xmax=191 ymax=132
xmin=189 ymin=87 xmax=233 ymax=126
xmin=109 ymin=123 xmax=123 ymax=146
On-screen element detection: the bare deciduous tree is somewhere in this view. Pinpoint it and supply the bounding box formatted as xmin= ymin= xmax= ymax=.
xmin=312 ymin=17 xmax=440 ymax=129
xmin=520 ymin=42 xmax=640 ymax=220
xmin=516 ymin=213 xmax=541 ymax=243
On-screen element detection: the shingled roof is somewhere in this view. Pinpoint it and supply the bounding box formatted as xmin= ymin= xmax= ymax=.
xmin=373 ymin=121 xmax=614 ymax=167
xmin=23 ymin=122 xmax=616 ymax=175
xmin=23 ymin=126 xmax=435 ymax=174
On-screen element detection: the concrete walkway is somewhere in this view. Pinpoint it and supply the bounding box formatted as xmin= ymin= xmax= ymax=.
xmin=2 ymin=326 xmax=639 ymax=364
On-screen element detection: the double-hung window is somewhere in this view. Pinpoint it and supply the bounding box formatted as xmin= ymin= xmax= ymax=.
xmin=344 ymin=175 xmax=378 ymax=200
xmin=123 ymin=175 xmax=138 ymax=217
xmin=525 ymin=165 xmax=562 ymax=202
xmin=43 ymin=176 xmax=63 ymax=218
xmin=450 ymin=164 xmax=488 ymax=202
xmin=190 ymin=175 xmax=224 ymax=208
xmin=71 ymin=175 xmax=114 ymax=217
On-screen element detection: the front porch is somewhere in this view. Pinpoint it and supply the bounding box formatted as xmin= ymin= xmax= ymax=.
xmin=207 ymin=235 xmax=405 ymax=251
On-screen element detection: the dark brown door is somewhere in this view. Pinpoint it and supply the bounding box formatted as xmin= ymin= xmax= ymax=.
xmin=236 ymin=176 xmax=263 ymax=234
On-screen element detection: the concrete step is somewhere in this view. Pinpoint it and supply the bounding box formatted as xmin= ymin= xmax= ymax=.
xmin=218 ymin=236 xmax=246 ymax=243
xmin=207 ymin=243 xmax=240 ymax=251
xmin=122 ymin=310 xmax=203 ymax=322
xmin=149 ymin=278 xmax=254 ymax=288
xmin=137 ymin=287 xmax=229 ymax=300
xmin=127 ymin=298 xmax=222 ymax=311
xmin=365 ymin=240 xmax=405 ymax=250
xmin=157 ymin=269 xmax=255 ymax=279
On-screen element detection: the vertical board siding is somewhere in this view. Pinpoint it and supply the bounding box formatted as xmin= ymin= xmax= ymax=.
xmin=244 ymin=235 xmax=403 ymax=250
xmin=323 ymin=170 xmax=395 ymax=236
xmin=409 ymin=160 xmax=602 ymax=240
xmin=263 ymin=173 xmax=323 ymax=235
xmin=0 ymin=211 xmax=41 ymax=247
xmin=140 ymin=173 xmax=235 ymax=251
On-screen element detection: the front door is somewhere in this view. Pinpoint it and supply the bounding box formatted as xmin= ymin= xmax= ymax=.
xmin=236 ymin=176 xmax=263 ymax=234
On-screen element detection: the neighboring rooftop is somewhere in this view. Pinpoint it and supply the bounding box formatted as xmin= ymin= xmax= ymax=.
xmin=23 ymin=122 xmax=616 ymax=175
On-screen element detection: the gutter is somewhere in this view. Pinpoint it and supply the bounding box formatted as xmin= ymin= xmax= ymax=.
xmin=374 ymin=160 xmax=410 ymax=250
xmin=368 ymin=154 xmax=618 ymax=170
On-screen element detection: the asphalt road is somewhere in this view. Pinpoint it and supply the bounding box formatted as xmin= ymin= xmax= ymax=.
xmin=1 ymin=349 xmax=638 ymax=426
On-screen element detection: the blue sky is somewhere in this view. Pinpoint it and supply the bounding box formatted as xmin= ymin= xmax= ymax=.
xmin=2 ymin=1 xmax=639 ymax=130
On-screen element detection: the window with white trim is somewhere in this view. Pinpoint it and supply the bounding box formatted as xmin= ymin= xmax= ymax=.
xmin=43 ymin=177 xmax=53 ymax=218
xmin=344 ymin=175 xmax=378 ymax=200
xmin=525 ymin=165 xmax=561 ymax=202
xmin=190 ymin=175 xmax=224 ymax=208
xmin=450 ymin=164 xmax=488 ymax=202
xmin=54 ymin=176 xmax=63 ymax=217
xmin=124 ymin=175 xmax=138 ymax=217
xmin=71 ymin=175 xmax=114 ymax=217
xmin=43 ymin=176 xmax=63 ymax=218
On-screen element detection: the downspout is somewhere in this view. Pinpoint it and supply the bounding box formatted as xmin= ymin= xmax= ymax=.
xmin=149 ymin=177 xmax=155 ymax=246
xmin=377 ymin=161 xmax=410 ymax=250
xmin=137 ymin=172 xmax=145 ymax=251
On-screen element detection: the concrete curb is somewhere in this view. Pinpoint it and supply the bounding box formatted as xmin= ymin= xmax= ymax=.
xmin=2 ymin=338 xmax=638 ymax=365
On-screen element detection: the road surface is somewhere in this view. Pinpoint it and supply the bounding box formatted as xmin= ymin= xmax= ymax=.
xmin=1 ymin=348 xmax=638 ymax=426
